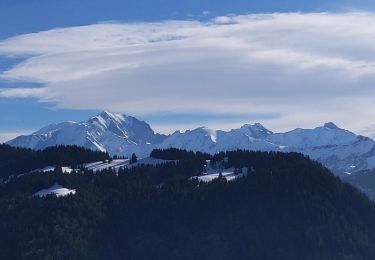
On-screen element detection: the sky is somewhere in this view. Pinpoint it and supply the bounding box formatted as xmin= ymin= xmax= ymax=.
xmin=2 ymin=0 xmax=375 ymax=142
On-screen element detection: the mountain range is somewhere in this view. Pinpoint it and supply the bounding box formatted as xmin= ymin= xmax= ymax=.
xmin=7 ymin=111 xmax=375 ymax=177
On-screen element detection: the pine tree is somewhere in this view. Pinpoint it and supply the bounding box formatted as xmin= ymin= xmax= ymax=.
xmin=130 ymin=153 xmax=138 ymax=164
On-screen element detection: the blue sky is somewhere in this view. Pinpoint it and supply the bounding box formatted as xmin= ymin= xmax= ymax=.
xmin=1 ymin=0 xmax=375 ymax=142
xmin=0 ymin=0 xmax=368 ymax=39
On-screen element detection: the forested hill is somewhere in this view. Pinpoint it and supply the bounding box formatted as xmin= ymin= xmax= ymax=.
xmin=0 ymin=144 xmax=110 ymax=180
xmin=1 ymin=149 xmax=375 ymax=259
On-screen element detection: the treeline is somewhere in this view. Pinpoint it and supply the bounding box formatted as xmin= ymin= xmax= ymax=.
xmin=151 ymin=148 xmax=210 ymax=161
xmin=0 ymin=149 xmax=375 ymax=259
xmin=214 ymin=150 xmax=321 ymax=170
xmin=151 ymin=148 xmax=211 ymax=177
xmin=0 ymin=144 xmax=109 ymax=180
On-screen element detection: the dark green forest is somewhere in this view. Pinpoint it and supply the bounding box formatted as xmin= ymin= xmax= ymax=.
xmin=1 ymin=148 xmax=375 ymax=259
xmin=0 ymin=144 xmax=110 ymax=180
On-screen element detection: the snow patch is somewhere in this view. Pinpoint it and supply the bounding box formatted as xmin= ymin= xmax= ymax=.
xmin=84 ymin=157 xmax=175 ymax=172
xmin=28 ymin=166 xmax=76 ymax=174
xmin=192 ymin=162 xmax=248 ymax=182
xmin=34 ymin=183 xmax=76 ymax=198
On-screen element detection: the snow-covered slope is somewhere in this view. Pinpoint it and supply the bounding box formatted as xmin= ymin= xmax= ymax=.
xmin=84 ymin=157 xmax=175 ymax=172
xmin=8 ymin=112 xmax=375 ymax=176
xmin=8 ymin=111 xmax=166 ymax=155
xmin=156 ymin=122 xmax=375 ymax=175
xmin=264 ymin=123 xmax=375 ymax=175
xmin=34 ymin=183 xmax=76 ymax=197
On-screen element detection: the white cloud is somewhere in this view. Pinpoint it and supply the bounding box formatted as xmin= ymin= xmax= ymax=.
xmin=0 ymin=87 xmax=47 ymax=98
xmin=0 ymin=131 xmax=32 ymax=143
xmin=213 ymin=15 xmax=235 ymax=24
xmin=2 ymin=12 xmax=375 ymax=134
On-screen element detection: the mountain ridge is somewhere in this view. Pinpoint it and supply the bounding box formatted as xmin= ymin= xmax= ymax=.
xmin=7 ymin=111 xmax=375 ymax=176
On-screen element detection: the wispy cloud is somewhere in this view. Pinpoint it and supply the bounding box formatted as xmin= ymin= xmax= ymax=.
xmin=0 ymin=87 xmax=47 ymax=98
xmin=1 ymin=12 xmax=375 ymax=133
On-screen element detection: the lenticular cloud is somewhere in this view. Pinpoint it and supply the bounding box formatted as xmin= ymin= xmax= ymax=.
xmin=2 ymin=12 xmax=375 ymax=134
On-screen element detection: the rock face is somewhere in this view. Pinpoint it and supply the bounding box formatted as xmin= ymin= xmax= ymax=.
xmin=8 ymin=112 xmax=375 ymax=176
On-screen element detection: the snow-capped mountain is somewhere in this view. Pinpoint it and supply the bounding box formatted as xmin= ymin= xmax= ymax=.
xmin=266 ymin=123 xmax=375 ymax=175
xmin=8 ymin=111 xmax=166 ymax=155
xmin=7 ymin=111 xmax=375 ymax=176
xmin=158 ymin=124 xmax=281 ymax=154
xmin=154 ymin=122 xmax=375 ymax=175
